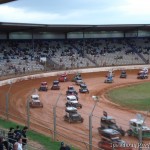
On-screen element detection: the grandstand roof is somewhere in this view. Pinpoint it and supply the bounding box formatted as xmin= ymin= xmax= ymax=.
xmin=0 ymin=22 xmax=150 ymax=33
xmin=0 ymin=0 xmax=16 ymax=4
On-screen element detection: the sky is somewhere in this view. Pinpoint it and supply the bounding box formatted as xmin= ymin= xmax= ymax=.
xmin=0 ymin=0 xmax=150 ymax=25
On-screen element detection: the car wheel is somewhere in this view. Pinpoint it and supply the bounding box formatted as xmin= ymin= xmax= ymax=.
xmin=69 ymin=118 xmax=72 ymax=123
xmin=81 ymin=118 xmax=84 ymax=123
xmin=127 ymin=129 xmax=132 ymax=136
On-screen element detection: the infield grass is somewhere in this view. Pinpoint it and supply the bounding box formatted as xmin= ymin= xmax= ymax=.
xmin=106 ymin=82 xmax=150 ymax=111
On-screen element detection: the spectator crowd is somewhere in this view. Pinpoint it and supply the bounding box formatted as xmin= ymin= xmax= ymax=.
xmin=0 ymin=125 xmax=28 ymax=150
xmin=0 ymin=38 xmax=150 ymax=76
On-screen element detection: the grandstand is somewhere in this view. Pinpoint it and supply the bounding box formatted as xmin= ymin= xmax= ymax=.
xmin=0 ymin=22 xmax=150 ymax=149
xmin=0 ymin=23 xmax=150 ymax=76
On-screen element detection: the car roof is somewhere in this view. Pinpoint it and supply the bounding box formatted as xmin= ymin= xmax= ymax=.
xmin=41 ymin=82 xmax=47 ymax=84
xmin=80 ymin=83 xmax=86 ymax=86
xmin=66 ymin=106 xmax=77 ymax=111
xmin=101 ymin=116 xmax=114 ymax=120
xmin=68 ymin=86 xmax=74 ymax=88
xmin=102 ymin=129 xmax=120 ymax=135
xmin=69 ymin=100 xmax=78 ymax=103
xmin=53 ymin=80 xmax=59 ymax=83
xmin=61 ymin=74 xmax=67 ymax=77
xmin=31 ymin=94 xmax=39 ymax=98
xmin=67 ymin=89 xmax=75 ymax=92
xmin=75 ymin=76 xmax=82 ymax=79
xmin=130 ymin=119 xmax=144 ymax=124
xmin=67 ymin=95 xmax=77 ymax=99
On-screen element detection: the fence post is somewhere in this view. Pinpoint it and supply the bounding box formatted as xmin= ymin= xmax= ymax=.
xmin=5 ymin=93 xmax=9 ymax=120
xmin=53 ymin=93 xmax=62 ymax=141
xmin=27 ymin=97 xmax=30 ymax=129
xmin=138 ymin=127 xmax=142 ymax=150
xmin=89 ymin=114 xmax=92 ymax=150
xmin=89 ymin=96 xmax=99 ymax=150
xmin=5 ymin=81 xmax=13 ymax=120
xmin=53 ymin=107 xmax=56 ymax=141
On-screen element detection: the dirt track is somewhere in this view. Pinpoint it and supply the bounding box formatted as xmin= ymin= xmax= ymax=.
xmin=0 ymin=69 xmax=150 ymax=150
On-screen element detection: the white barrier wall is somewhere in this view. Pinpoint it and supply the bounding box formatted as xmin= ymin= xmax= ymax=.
xmin=0 ymin=64 xmax=150 ymax=87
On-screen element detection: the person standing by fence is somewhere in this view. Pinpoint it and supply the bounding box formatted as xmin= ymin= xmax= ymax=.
xmin=13 ymin=136 xmax=23 ymax=150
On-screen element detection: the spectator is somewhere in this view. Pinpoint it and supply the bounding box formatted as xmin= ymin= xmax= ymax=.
xmin=0 ymin=136 xmax=4 ymax=150
xmin=23 ymin=67 xmax=25 ymax=74
xmin=0 ymin=136 xmax=9 ymax=150
xmin=21 ymin=126 xmax=28 ymax=146
xmin=13 ymin=135 xmax=23 ymax=150
xmin=14 ymin=125 xmax=22 ymax=143
xmin=65 ymin=144 xmax=71 ymax=150
xmin=8 ymin=127 xmax=15 ymax=145
xmin=59 ymin=142 xmax=66 ymax=150
xmin=14 ymin=125 xmax=22 ymax=135
xmin=59 ymin=142 xmax=71 ymax=150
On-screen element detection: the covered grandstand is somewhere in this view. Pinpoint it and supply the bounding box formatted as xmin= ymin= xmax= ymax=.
xmin=0 ymin=22 xmax=150 ymax=76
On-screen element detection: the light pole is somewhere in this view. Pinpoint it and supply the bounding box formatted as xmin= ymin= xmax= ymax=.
xmin=26 ymin=96 xmax=30 ymax=129
xmin=26 ymin=88 xmax=36 ymax=129
xmin=6 ymin=81 xmax=13 ymax=120
xmin=89 ymin=96 xmax=99 ymax=150
xmin=53 ymin=93 xmax=62 ymax=141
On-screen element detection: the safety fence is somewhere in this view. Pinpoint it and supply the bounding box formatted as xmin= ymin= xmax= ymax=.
xmin=0 ymin=91 xmax=103 ymax=150
xmin=0 ymin=90 xmax=146 ymax=150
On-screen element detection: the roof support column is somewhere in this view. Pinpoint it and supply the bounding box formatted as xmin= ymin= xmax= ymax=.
xmin=136 ymin=28 xmax=139 ymax=37
xmin=32 ymin=32 xmax=34 ymax=59
xmin=65 ymin=32 xmax=67 ymax=39
xmin=123 ymin=31 xmax=125 ymax=38
xmin=83 ymin=31 xmax=85 ymax=57
xmin=6 ymin=32 xmax=9 ymax=40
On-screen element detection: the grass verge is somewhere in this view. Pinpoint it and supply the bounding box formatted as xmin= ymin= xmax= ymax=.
xmin=106 ymin=82 xmax=150 ymax=111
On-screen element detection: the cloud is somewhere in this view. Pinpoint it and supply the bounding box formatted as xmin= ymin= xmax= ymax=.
xmin=0 ymin=5 xmax=60 ymax=23
xmin=117 ymin=0 xmax=150 ymax=16
xmin=0 ymin=5 xmax=95 ymax=24
xmin=0 ymin=5 xmax=104 ymax=24
xmin=0 ymin=0 xmax=150 ymax=24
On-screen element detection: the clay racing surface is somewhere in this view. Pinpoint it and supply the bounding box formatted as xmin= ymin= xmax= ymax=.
xmin=0 ymin=69 xmax=150 ymax=150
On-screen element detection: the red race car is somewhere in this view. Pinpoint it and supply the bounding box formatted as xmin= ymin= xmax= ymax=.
xmin=58 ymin=73 xmax=68 ymax=82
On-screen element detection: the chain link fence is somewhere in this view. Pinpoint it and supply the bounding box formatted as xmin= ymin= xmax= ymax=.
xmin=0 ymin=88 xmax=104 ymax=150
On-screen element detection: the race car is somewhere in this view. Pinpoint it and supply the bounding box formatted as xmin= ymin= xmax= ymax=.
xmin=39 ymin=82 xmax=48 ymax=91
xmin=58 ymin=73 xmax=68 ymax=82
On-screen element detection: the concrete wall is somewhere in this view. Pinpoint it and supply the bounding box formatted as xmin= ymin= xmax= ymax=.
xmin=0 ymin=64 xmax=150 ymax=87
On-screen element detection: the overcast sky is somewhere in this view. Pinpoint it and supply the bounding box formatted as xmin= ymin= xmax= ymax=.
xmin=0 ymin=0 xmax=150 ymax=25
